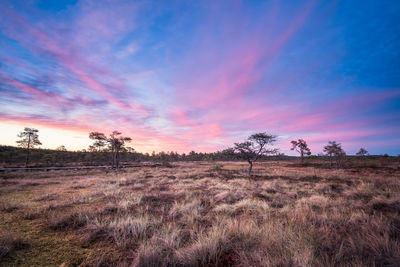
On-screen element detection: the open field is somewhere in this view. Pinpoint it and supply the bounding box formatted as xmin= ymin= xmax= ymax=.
xmin=1 ymin=161 xmax=400 ymax=266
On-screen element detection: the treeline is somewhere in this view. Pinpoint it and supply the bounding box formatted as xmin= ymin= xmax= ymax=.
xmin=2 ymin=127 xmax=398 ymax=170
xmin=0 ymin=145 xmax=291 ymax=167
xmin=0 ymin=145 xmax=397 ymax=168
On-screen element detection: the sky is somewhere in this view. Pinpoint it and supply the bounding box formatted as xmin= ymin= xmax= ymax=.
xmin=0 ymin=0 xmax=399 ymax=155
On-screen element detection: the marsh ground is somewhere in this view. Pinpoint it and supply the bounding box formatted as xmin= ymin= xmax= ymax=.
xmin=0 ymin=161 xmax=400 ymax=266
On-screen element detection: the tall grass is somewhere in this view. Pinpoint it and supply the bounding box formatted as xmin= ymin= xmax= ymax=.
xmin=0 ymin=161 xmax=399 ymax=266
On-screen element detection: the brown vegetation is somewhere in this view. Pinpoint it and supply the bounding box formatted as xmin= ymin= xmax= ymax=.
xmin=0 ymin=161 xmax=399 ymax=266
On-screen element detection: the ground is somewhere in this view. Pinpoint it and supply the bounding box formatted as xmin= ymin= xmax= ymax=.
xmin=0 ymin=161 xmax=399 ymax=266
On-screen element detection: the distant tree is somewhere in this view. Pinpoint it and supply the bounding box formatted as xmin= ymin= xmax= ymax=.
xmin=189 ymin=151 xmax=197 ymax=161
xmin=323 ymin=141 xmax=346 ymax=168
xmin=55 ymin=145 xmax=67 ymax=164
xmin=87 ymin=145 xmax=97 ymax=153
xmin=89 ymin=131 xmax=132 ymax=168
xmin=126 ymin=147 xmax=135 ymax=153
xmin=56 ymin=145 xmax=67 ymax=151
xmin=234 ymin=133 xmax=277 ymax=175
xmin=290 ymin=139 xmax=311 ymax=164
xmin=356 ymin=148 xmax=368 ymax=157
xmin=16 ymin=127 xmax=42 ymax=167
xmin=275 ymin=152 xmax=287 ymax=160
xmin=221 ymin=148 xmax=235 ymax=161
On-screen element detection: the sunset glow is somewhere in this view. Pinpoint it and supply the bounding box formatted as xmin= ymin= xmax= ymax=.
xmin=1 ymin=0 xmax=399 ymax=154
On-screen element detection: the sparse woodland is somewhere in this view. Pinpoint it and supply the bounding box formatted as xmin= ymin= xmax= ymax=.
xmin=1 ymin=129 xmax=398 ymax=170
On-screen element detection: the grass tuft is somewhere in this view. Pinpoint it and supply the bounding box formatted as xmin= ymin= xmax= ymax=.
xmin=0 ymin=233 xmax=29 ymax=260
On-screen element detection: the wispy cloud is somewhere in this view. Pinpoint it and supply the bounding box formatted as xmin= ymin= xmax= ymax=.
xmin=0 ymin=0 xmax=399 ymax=154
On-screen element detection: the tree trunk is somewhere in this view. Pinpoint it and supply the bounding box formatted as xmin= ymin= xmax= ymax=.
xmin=25 ymin=149 xmax=30 ymax=167
xmin=111 ymin=146 xmax=115 ymax=169
xmin=247 ymin=160 xmax=253 ymax=176
xmin=329 ymin=155 xmax=332 ymax=168
xmin=116 ymin=150 xmax=119 ymax=169
xmin=25 ymin=134 xmax=31 ymax=167
xmin=300 ymin=151 xmax=304 ymax=164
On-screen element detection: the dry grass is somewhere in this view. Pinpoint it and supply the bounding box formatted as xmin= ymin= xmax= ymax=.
xmin=0 ymin=233 xmax=29 ymax=261
xmin=0 ymin=161 xmax=399 ymax=266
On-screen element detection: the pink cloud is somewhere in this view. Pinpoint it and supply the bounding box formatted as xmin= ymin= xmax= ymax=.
xmin=169 ymin=1 xmax=316 ymax=142
xmin=2 ymin=8 xmax=148 ymax=113
xmin=2 ymin=77 xmax=63 ymax=107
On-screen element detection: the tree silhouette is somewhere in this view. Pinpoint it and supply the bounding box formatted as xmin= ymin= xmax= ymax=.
xmin=290 ymin=139 xmax=311 ymax=164
xmin=89 ymin=132 xmax=107 ymax=151
xmin=56 ymin=145 xmax=67 ymax=151
xmin=323 ymin=141 xmax=346 ymax=168
xmin=16 ymin=127 xmax=42 ymax=167
xmin=234 ymin=133 xmax=277 ymax=175
xmin=109 ymin=131 xmax=132 ymax=168
xmin=89 ymin=131 xmax=132 ymax=168
xmin=356 ymin=148 xmax=368 ymax=156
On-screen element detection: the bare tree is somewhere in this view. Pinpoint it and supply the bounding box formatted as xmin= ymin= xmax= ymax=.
xmin=323 ymin=141 xmax=346 ymax=168
xmin=16 ymin=127 xmax=42 ymax=167
xmin=356 ymin=148 xmax=368 ymax=157
xmin=234 ymin=133 xmax=277 ymax=175
xmin=290 ymin=139 xmax=311 ymax=164
xmin=89 ymin=131 xmax=132 ymax=168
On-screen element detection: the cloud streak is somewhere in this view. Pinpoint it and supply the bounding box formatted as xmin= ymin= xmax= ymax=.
xmin=0 ymin=0 xmax=399 ymax=154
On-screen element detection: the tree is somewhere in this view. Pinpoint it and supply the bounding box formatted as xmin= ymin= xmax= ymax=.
xmin=290 ymin=139 xmax=311 ymax=164
xmin=89 ymin=132 xmax=107 ymax=151
xmin=233 ymin=133 xmax=277 ymax=175
xmin=126 ymin=147 xmax=135 ymax=153
xmin=56 ymin=145 xmax=67 ymax=151
xmin=16 ymin=127 xmax=42 ymax=167
xmin=356 ymin=148 xmax=368 ymax=157
xmin=109 ymin=131 xmax=132 ymax=168
xmin=55 ymin=145 xmax=67 ymax=164
xmin=89 ymin=132 xmax=108 ymax=165
xmin=89 ymin=131 xmax=132 ymax=168
xmin=323 ymin=141 xmax=346 ymax=168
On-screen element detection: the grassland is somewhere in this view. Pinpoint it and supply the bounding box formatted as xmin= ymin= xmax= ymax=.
xmin=0 ymin=161 xmax=399 ymax=266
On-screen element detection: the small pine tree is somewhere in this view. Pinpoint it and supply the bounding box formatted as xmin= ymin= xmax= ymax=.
xmin=233 ymin=133 xmax=277 ymax=175
xmin=16 ymin=127 xmax=42 ymax=167
xmin=356 ymin=148 xmax=368 ymax=156
xmin=323 ymin=141 xmax=346 ymax=168
xmin=290 ymin=139 xmax=311 ymax=164
xmin=89 ymin=131 xmax=131 ymax=168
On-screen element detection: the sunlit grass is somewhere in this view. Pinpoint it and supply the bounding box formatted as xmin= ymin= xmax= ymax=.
xmin=0 ymin=161 xmax=399 ymax=266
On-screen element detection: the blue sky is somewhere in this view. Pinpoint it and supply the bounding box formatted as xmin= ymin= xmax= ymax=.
xmin=0 ymin=0 xmax=399 ymax=154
